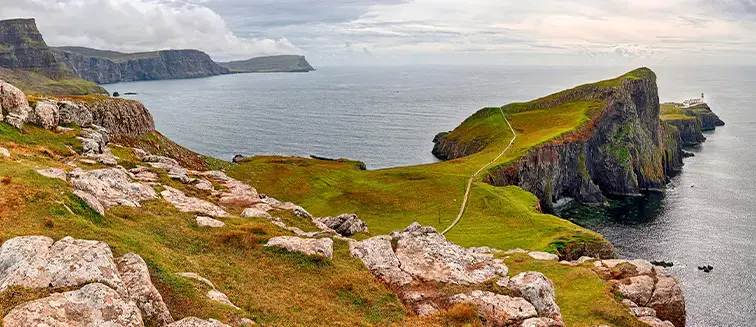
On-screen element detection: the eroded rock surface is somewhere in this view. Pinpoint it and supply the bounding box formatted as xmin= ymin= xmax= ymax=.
xmin=70 ymin=167 xmax=157 ymax=214
xmin=451 ymin=290 xmax=538 ymax=326
xmin=36 ymin=168 xmax=67 ymax=181
xmin=317 ymin=213 xmax=368 ymax=236
xmin=161 ymin=186 xmax=229 ymax=217
xmin=265 ymin=236 xmax=333 ymax=259
xmin=2 ymin=283 xmax=143 ymax=327
xmin=508 ymin=272 xmax=561 ymax=321
xmin=1 ymin=82 xmax=31 ymax=129
xmin=167 ymin=317 xmax=232 ymax=327
xmin=116 ymin=253 xmax=174 ymax=326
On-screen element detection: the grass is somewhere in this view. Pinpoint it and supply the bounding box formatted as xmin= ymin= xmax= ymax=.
xmin=0 ymin=67 xmax=108 ymax=95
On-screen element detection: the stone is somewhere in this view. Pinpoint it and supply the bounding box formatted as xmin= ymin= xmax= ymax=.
xmin=168 ymin=166 xmax=192 ymax=184
xmin=577 ymin=256 xmax=595 ymax=264
xmin=521 ymin=317 xmax=565 ymax=327
xmin=415 ymin=303 xmax=439 ymax=316
xmin=451 ymin=290 xmax=537 ymax=325
xmin=615 ymin=275 xmax=655 ymax=306
xmin=0 ymin=147 xmax=9 ymax=158
xmin=241 ymin=207 xmax=272 ymax=219
xmin=31 ymin=101 xmax=59 ymax=130
xmin=143 ymin=155 xmax=179 ymax=167
xmin=528 ymin=251 xmax=559 ymax=261
xmin=638 ymin=316 xmax=675 ymax=327
xmin=391 ymin=223 xmax=508 ymax=285
xmin=58 ymin=100 xmax=94 ymax=127
xmin=1 ymin=82 xmax=31 ymax=129
xmin=266 ymin=236 xmax=333 ymax=259
xmin=349 ymin=236 xmax=413 ymax=286
xmin=196 ymin=216 xmax=226 ymax=228
xmin=176 ymin=272 xmax=215 ymax=289
xmin=116 ymin=253 xmax=174 ymax=326
xmin=232 ymin=154 xmax=245 ymax=163
xmin=648 ymin=276 xmax=686 ymax=327
xmin=2 ymin=283 xmax=143 ymax=327
xmin=504 ymin=248 xmax=528 ymax=254
xmin=508 ymin=272 xmax=561 ymax=320
xmin=36 ymin=168 xmax=67 ymax=181
xmin=161 ymin=186 xmax=230 ymax=217
xmin=167 ymin=317 xmax=232 ymax=327
xmin=496 ymin=276 xmax=510 ymax=288
xmin=200 ymin=171 xmax=259 ymax=206
xmin=194 ymin=179 xmax=213 ymax=191
xmin=317 ymin=213 xmax=368 ymax=236
xmin=629 ymin=306 xmax=657 ymax=317
xmin=70 ymin=167 xmax=158 ymax=211
xmin=73 ymin=189 xmax=106 ymax=215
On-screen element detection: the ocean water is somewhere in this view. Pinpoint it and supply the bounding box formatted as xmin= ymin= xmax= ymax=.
xmin=106 ymin=65 xmax=754 ymax=326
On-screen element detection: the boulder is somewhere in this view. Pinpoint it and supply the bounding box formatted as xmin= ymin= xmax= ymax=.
xmin=1 ymin=82 xmax=31 ymax=129
xmin=167 ymin=317 xmax=231 ymax=327
xmin=317 ymin=213 xmax=368 ymax=236
xmin=2 ymin=283 xmax=143 ymax=327
xmin=232 ymin=154 xmax=245 ymax=163
xmin=508 ymin=272 xmax=561 ymax=320
xmin=200 ymin=171 xmax=259 ymax=206
xmin=349 ymin=236 xmax=413 ymax=286
xmin=648 ymin=276 xmax=686 ymax=327
xmin=0 ymin=147 xmax=9 ymax=158
xmin=615 ymin=275 xmax=655 ymax=306
xmin=31 ymin=101 xmax=59 ymax=130
xmin=58 ymin=100 xmax=94 ymax=127
xmin=0 ymin=236 xmax=126 ymax=296
xmin=451 ymin=290 xmax=538 ymax=325
xmin=70 ymin=167 xmax=158 ymax=211
xmin=196 ymin=216 xmax=226 ymax=228
xmin=161 ymin=186 xmax=229 ymax=217
xmin=265 ymin=236 xmax=333 ymax=259
xmin=36 ymin=168 xmax=67 ymax=181
xmin=521 ymin=317 xmax=565 ymax=327
xmin=168 ymin=166 xmax=192 ymax=184
xmin=194 ymin=179 xmax=213 ymax=191
xmin=241 ymin=207 xmax=272 ymax=219
xmin=391 ymin=223 xmax=508 ymax=285
xmin=528 ymin=252 xmax=559 ymax=261
xmin=73 ymin=189 xmax=106 ymax=215
xmin=629 ymin=306 xmax=657 ymax=317
xmin=143 ymin=155 xmax=179 ymax=167
xmin=116 ymin=253 xmax=174 ymax=326
xmin=638 ymin=316 xmax=675 ymax=327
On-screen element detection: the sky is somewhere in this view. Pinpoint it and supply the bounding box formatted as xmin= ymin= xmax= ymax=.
xmin=1 ymin=0 xmax=755 ymax=66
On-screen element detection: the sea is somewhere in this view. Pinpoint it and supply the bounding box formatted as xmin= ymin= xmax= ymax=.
xmin=105 ymin=65 xmax=755 ymax=326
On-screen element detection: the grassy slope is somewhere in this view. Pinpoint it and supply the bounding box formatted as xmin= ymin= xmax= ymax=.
xmin=660 ymin=103 xmax=696 ymax=121
xmin=0 ymin=67 xmax=108 ymax=95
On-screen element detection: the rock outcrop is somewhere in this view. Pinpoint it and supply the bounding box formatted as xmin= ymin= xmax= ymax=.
xmin=451 ymin=291 xmax=539 ymax=326
xmin=316 ymin=213 xmax=368 ymax=236
xmin=69 ymin=167 xmax=158 ymax=215
xmin=53 ymin=47 xmax=230 ymax=84
xmin=0 ymin=81 xmax=32 ymax=128
xmin=116 ymin=253 xmax=174 ymax=326
xmin=663 ymin=118 xmax=706 ymax=146
xmin=265 ymin=236 xmax=334 ymax=259
xmin=219 ymin=55 xmax=315 ymax=73
xmin=683 ymin=103 xmax=724 ymax=131
xmin=593 ymin=259 xmax=685 ymax=327
xmin=160 ymin=186 xmax=230 ymax=217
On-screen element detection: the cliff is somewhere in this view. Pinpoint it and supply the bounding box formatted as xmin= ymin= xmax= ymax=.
xmin=684 ymin=103 xmax=725 ymax=131
xmin=53 ymin=47 xmax=230 ymax=84
xmin=435 ymin=68 xmax=683 ymax=212
xmin=660 ymin=102 xmax=725 ymax=146
xmin=219 ymin=55 xmax=315 ymax=73
xmin=0 ymin=19 xmax=107 ymax=95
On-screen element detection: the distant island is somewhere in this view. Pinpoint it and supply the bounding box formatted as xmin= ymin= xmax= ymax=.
xmin=218 ymin=55 xmax=315 ymax=73
xmin=0 ymin=18 xmax=316 ymax=91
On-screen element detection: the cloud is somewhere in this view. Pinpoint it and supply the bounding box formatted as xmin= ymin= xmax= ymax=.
xmin=0 ymin=0 xmax=303 ymax=60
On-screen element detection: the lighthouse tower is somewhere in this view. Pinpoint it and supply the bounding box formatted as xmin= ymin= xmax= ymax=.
xmin=701 ymin=93 xmax=705 ymax=102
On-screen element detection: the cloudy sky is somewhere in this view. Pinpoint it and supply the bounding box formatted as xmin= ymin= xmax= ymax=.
xmin=1 ymin=0 xmax=754 ymax=66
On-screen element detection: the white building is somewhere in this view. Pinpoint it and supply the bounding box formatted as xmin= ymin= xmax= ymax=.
xmin=682 ymin=93 xmax=705 ymax=108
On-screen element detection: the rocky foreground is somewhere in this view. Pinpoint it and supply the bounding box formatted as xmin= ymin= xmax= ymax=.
xmin=0 ymin=78 xmax=687 ymax=326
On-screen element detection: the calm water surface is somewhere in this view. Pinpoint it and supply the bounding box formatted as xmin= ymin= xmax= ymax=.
xmin=106 ymin=65 xmax=755 ymax=326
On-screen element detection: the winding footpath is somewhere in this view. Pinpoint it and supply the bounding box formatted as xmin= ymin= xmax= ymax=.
xmin=441 ymin=108 xmax=517 ymax=235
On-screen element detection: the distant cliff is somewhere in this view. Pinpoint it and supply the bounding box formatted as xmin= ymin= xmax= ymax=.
xmin=219 ymin=55 xmax=315 ymax=73
xmin=0 ymin=18 xmax=106 ymax=95
xmin=660 ymin=102 xmax=725 ymax=146
xmin=53 ymin=47 xmax=230 ymax=84
xmin=434 ymin=69 xmax=686 ymax=212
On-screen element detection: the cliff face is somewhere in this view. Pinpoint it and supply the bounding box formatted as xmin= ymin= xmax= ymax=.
xmin=685 ymin=103 xmax=725 ymax=131
xmin=664 ymin=118 xmax=705 ymax=146
xmin=219 ymin=55 xmax=315 ymax=73
xmin=478 ymin=69 xmax=682 ymax=212
xmin=53 ymin=48 xmax=230 ymax=84
xmin=0 ymin=18 xmax=62 ymax=77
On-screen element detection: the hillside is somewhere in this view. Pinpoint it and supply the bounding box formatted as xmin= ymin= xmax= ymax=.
xmin=52 ymin=47 xmax=230 ymax=84
xmin=0 ymin=70 xmax=687 ymax=327
xmin=219 ymin=55 xmax=315 ymax=73
xmin=0 ymin=18 xmax=107 ymax=95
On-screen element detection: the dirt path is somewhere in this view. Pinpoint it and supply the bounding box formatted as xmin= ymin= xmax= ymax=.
xmin=441 ymin=108 xmax=517 ymax=235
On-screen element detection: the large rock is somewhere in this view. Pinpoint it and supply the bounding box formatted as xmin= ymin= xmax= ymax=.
xmin=265 ymin=236 xmax=333 ymax=259
xmin=521 ymin=317 xmax=565 ymax=327
xmin=638 ymin=316 xmax=675 ymax=327
xmin=615 ymin=275 xmax=655 ymax=306
xmin=30 ymin=101 xmax=59 ymax=130
xmin=36 ymin=168 xmax=67 ymax=181
xmin=70 ymin=167 xmax=158 ymax=214
xmin=160 ymin=186 xmax=230 ymax=217
xmin=0 ymin=236 xmax=126 ymax=296
xmin=2 ymin=283 xmax=143 ymax=327
xmin=116 ymin=253 xmax=174 ymax=326
xmin=58 ymin=100 xmax=94 ymax=127
xmin=240 ymin=207 xmax=271 ymax=219
xmin=200 ymin=171 xmax=259 ymax=206
xmin=0 ymin=147 xmax=9 ymax=158
xmin=508 ymin=272 xmax=561 ymax=321
xmin=648 ymin=276 xmax=685 ymax=327
xmin=528 ymin=252 xmax=559 ymax=261
xmin=451 ymin=290 xmax=538 ymax=326
xmin=390 ymin=223 xmax=508 ymax=285
xmin=167 ymin=317 xmax=231 ymax=327
xmin=196 ymin=216 xmax=226 ymax=228
xmin=349 ymin=236 xmax=413 ymax=286
xmin=317 ymin=213 xmax=368 ymax=236
xmin=1 ymin=82 xmax=31 ymax=129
